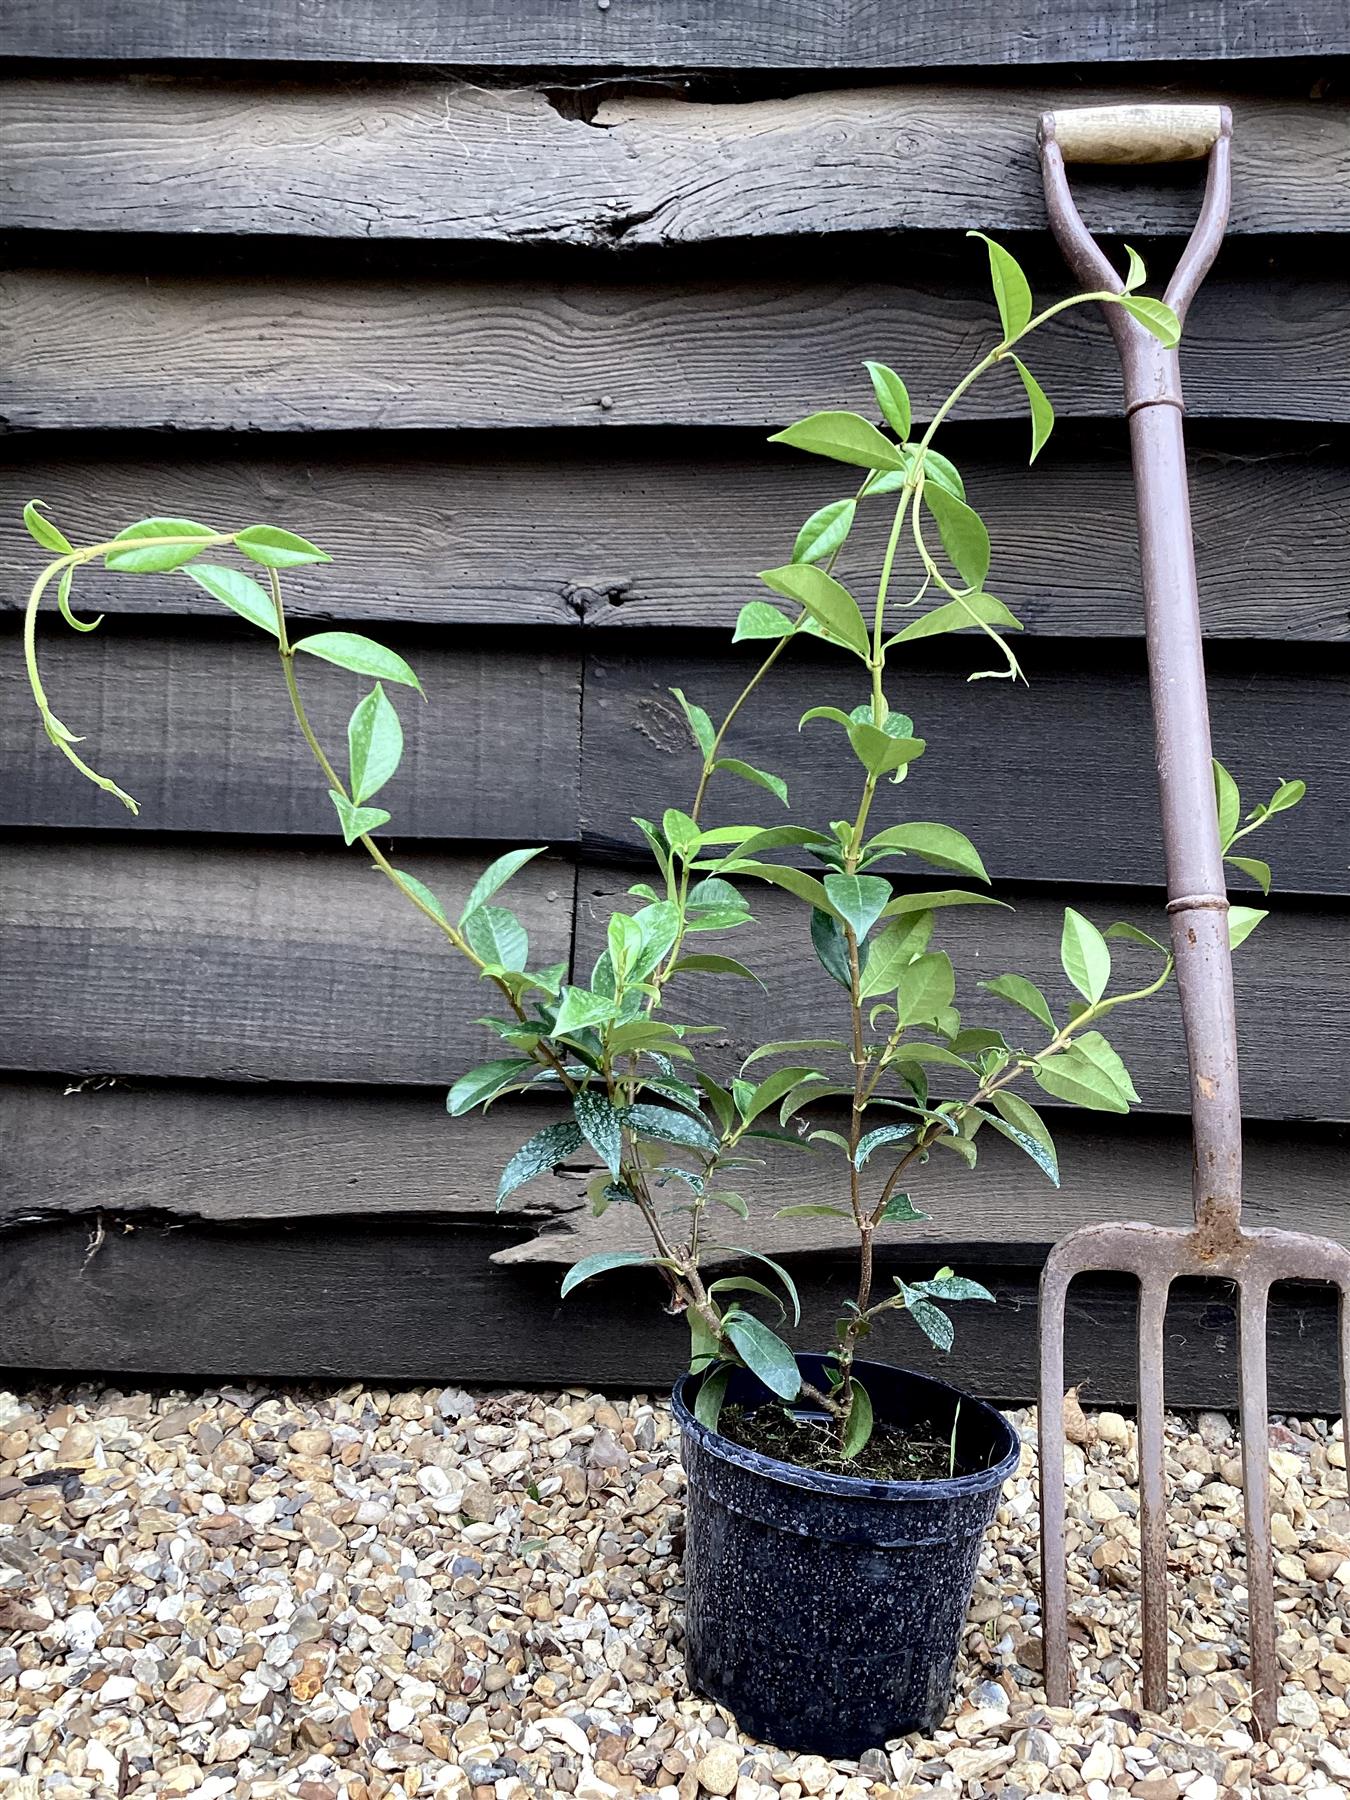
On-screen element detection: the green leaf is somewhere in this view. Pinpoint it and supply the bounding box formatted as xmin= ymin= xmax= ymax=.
xmin=855 ymin=1123 xmax=918 ymax=1168
xmin=733 ymin=601 xmax=798 ymax=643
xmin=551 ymin=985 xmax=615 ymax=1037
xmin=731 ymin=862 xmax=835 ymax=915
xmin=897 ymin=1286 xmax=954 ymax=1352
xmin=1229 ymin=905 xmax=1267 ymax=950
xmin=708 ymin=1275 xmax=784 ymax=1317
xmin=688 ymin=1307 xmax=720 ymax=1374
xmin=55 ymin=565 xmax=102 ymax=633
xmin=979 ymin=972 xmax=1055 ymax=1033
xmin=184 ymin=562 xmax=278 ymax=636
xmin=896 ymin=951 xmax=956 ymax=1028
xmin=879 ymin=1191 xmax=929 ymax=1223
xmin=459 ymin=848 xmax=545 ymax=924
xmin=662 ymin=808 xmax=702 ymax=860
xmin=447 ymin=1057 xmax=533 ymax=1116
xmin=882 ymin=888 xmax=1009 ymax=919
xmin=464 ymin=905 xmax=529 ymax=973
xmin=740 ymin=1066 xmax=825 ymax=1126
xmin=922 ymin=484 xmax=991 ymax=591
xmin=889 ymin=593 xmax=1022 ymax=645
xmin=574 ymin=1089 xmax=623 ymax=1179
xmin=775 ymin=1203 xmax=855 ymax=1219
xmin=670 ymin=953 xmax=765 ymax=988
xmin=810 ymin=908 xmax=851 ymax=989
xmin=670 ymin=688 xmax=716 ymax=758
xmin=792 ymin=498 xmax=857 ymax=565
xmin=1117 ymin=295 xmax=1181 ymax=348
xmin=1226 ymin=855 xmax=1272 ymax=896
xmin=841 ymin=1380 xmax=874 ymax=1461
xmin=823 ymin=874 xmax=892 ymax=942
xmin=758 ymin=564 xmax=870 ymax=658
xmin=968 ymin=231 xmax=1033 ymax=338
xmin=234 ymin=524 xmax=330 ymax=568
xmin=1123 ymin=244 xmax=1148 ymax=293
xmin=621 ymin=1103 xmax=720 ymax=1154
xmin=630 ymin=901 xmax=681 ymax=978
xmin=390 ymin=871 xmax=448 ymax=925
xmin=1034 ymin=1043 xmax=1130 ymax=1114
xmin=561 ymin=1249 xmax=656 ymax=1298
xmin=769 ymin=410 xmax=908 ymax=472
xmin=693 ymin=1366 xmax=731 ymax=1430
xmin=497 ymin=1121 xmax=584 ymax=1208
xmin=1060 ymin=908 xmax=1111 ymax=1005
xmin=327 ymin=790 xmax=390 ymax=846
xmin=847 ymin=723 xmax=926 ymax=778
xmin=104 ymin=517 xmax=214 ymax=574
xmin=713 ymin=1248 xmax=802 ymax=1325
xmin=713 ymin=759 xmax=788 ymax=807
xmin=1073 ymin=1031 xmax=1140 ymax=1103
xmin=1103 ymin=921 xmax=1170 ymax=957
xmin=859 ymin=912 xmax=934 ymax=999
xmin=742 ymin=1037 xmax=847 ymax=1071
xmin=863 ymin=361 xmax=912 ymax=440
xmin=347 ymin=683 xmax=403 ymax=805
xmin=985 ymin=1095 xmax=1060 ymax=1186
xmin=723 ymin=1313 xmax=801 ymax=1401
xmin=24 ymin=499 xmax=72 ymax=553
xmin=1010 ymin=356 xmax=1054 ymax=462
xmin=920 ymin=1271 xmax=995 ymax=1304
xmin=1266 ymin=778 xmax=1306 ymax=816
xmin=295 ymin=632 xmax=421 ymax=692
xmin=863 ymin=823 xmax=988 ymax=883
xmin=1213 ymin=759 xmax=1241 ymax=848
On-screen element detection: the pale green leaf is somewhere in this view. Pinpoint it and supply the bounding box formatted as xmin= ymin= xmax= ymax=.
xmin=769 ymin=410 xmax=908 ymax=472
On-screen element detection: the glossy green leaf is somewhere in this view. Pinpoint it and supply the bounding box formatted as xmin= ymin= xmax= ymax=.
xmin=823 ymin=874 xmax=892 ymax=942
xmin=922 ymin=483 xmax=991 ymax=591
xmin=855 ymin=1123 xmax=918 ymax=1168
xmin=714 ymin=759 xmax=788 ymax=807
xmin=327 ymin=790 xmax=389 ymax=845
xmin=889 ymin=593 xmax=1022 ymax=645
xmin=497 ymin=1121 xmax=584 ymax=1208
xmin=551 ymin=985 xmax=615 ymax=1037
xmin=1123 ymin=244 xmax=1148 ymax=293
xmin=1226 ymin=855 xmax=1272 ymax=895
xmin=1034 ymin=1044 xmax=1130 ymax=1114
xmin=662 ymin=808 xmax=702 ymax=860
xmin=978 ymin=972 xmax=1055 ymax=1033
xmin=713 ymin=1248 xmax=802 ymax=1324
xmin=621 ymin=1103 xmax=720 ymax=1154
xmin=55 ymin=565 xmax=102 ymax=633
xmin=1010 ymin=355 xmax=1054 ymax=462
xmin=630 ymin=902 xmax=682 ymax=978
xmin=1060 ymin=908 xmax=1111 ymax=1004
xmin=295 ymin=632 xmax=421 ymax=692
xmin=572 ymin=1089 xmax=623 ymax=1179
xmin=1213 ymin=759 xmax=1241 ymax=848
xmin=743 ymin=1037 xmax=847 ymax=1071
xmin=1103 ymin=921 xmax=1170 ymax=957
xmin=670 ymin=953 xmax=765 ymax=988
xmin=920 ymin=1270 xmax=995 ymax=1303
xmin=731 ymin=862 xmax=835 ymax=915
xmin=733 ymin=601 xmax=798 ymax=643
xmin=863 ymin=823 xmax=988 ymax=882
xmin=234 ymin=524 xmax=331 ymax=568
xmin=184 ymin=562 xmax=278 ymax=636
xmin=968 ymin=230 xmax=1033 ymax=338
xmin=464 ymin=905 xmax=529 ymax=973
xmin=460 ymin=847 xmax=545 ymax=924
xmin=1118 ymin=294 xmax=1181 ymax=348
xmin=740 ymin=1066 xmax=825 ymax=1126
xmin=897 ymin=1285 xmax=954 ymax=1352
xmin=1266 ymin=778 xmax=1306 ymax=816
xmin=1072 ymin=1031 xmax=1139 ymax=1103
xmin=775 ymin=1202 xmax=854 ymax=1219
xmin=769 ymin=409 xmax=908 ymax=472
xmin=447 ymin=1057 xmax=533 ymax=1116
xmin=847 ymin=722 xmax=926 ymax=778
xmin=859 ymin=912 xmax=934 ymax=999
xmin=879 ymin=1191 xmax=929 ymax=1223
xmin=670 ymin=687 xmax=716 ymax=758
xmin=694 ymin=1366 xmax=731 ymax=1429
xmin=792 ymin=498 xmax=857 ymax=565
xmin=104 ymin=517 xmax=215 ymax=573
xmin=561 ymin=1249 xmax=656 ymax=1298
xmin=882 ymin=888 xmax=1009 ymax=919
xmin=723 ymin=1313 xmax=801 ymax=1400
xmin=896 ymin=951 xmax=956 ymax=1028
xmin=864 ymin=361 xmax=912 ymax=440
xmin=983 ymin=1099 xmax=1060 ymax=1186
xmin=347 ymin=683 xmax=403 ymax=805
xmin=1229 ymin=905 xmax=1267 ymax=948
xmin=758 ymin=563 xmax=870 ymax=658
xmin=841 ymin=1380 xmax=874 ymax=1460
xmin=24 ymin=499 xmax=72 ymax=553
xmin=810 ymin=907 xmax=852 ymax=989
xmin=391 ymin=871 xmax=448 ymax=925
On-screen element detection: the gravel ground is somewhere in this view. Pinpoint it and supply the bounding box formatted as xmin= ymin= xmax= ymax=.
xmin=1 ymin=1381 xmax=1348 ymax=1800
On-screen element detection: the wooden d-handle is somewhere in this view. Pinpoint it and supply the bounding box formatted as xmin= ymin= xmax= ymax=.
xmin=1041 ymin=104 xmax=1227 ymax=165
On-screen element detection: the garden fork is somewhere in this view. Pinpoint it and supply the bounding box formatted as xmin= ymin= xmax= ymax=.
xmin=1035 ymin=103 xmax=1350 ymax=1736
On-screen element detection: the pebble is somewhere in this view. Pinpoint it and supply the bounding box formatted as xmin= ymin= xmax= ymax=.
xmin=695 ymin=1739 xmax=741 ymax=1794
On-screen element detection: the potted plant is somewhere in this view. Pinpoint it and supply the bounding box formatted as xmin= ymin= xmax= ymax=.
xmin=18 ymin=237 xmax=1303 ymax=1756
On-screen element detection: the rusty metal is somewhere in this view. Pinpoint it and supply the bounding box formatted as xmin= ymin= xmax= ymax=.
xmin=1036 ymin=104 xmax=1350 ymax=1736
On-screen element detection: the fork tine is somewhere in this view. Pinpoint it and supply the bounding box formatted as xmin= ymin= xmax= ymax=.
xmin=1136 ymin=1275 xmax=1171 ymax=1714
xmin=1340 ymin=1279 xmax=1350 ymax=1504
xmin=1236 ymin=1276 xmax=1276 ymax=1737
xmin=1039 ymin=1254 xmax=1073 ymax=1707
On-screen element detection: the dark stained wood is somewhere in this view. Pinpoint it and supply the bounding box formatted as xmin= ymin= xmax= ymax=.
xmin=581 ymin=644 xmax=1348 ymax=893
xmin=7 ymin=1075 xmax=1341 ymax=1256
xmin=4 ymin=267 xmax=1345 ymax=431
xmin=577 ymin=868 xmax=1350 ymax=1124
xmin=0 ymin=621 xmax=581 ymax=839
xmin=4 ymin=435 xmax=1346 ymax=641
xmin=4 ymin=0 xmax=1339 ymax=69
xmin=0 ymin=1213 xmax=1339 ymax=1410
xmin=0 ymin=842 xmax=575 ymax=1084
xmin=5 ymin=79 xmax=1345 ymax=241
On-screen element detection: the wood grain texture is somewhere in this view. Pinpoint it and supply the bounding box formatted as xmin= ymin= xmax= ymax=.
xmin=4 ymin=267 xmax=1343 ymax=431
xmin=0 ymin=621 xmax=581 ymax=839
xmin=577 ymin=869 xmax=1350 ymax=1124
xmin=4 ymin=78 xmax=1345 ymax=241
xmin=0 ymin=1213 xmax=1340 ymax=1410
xmin=581 ymin=644 xmax=1348 ymax=893
xmin=5 ymin=436 xmax=1346 ymax=640
xmin=0 ymin=842 xmax=575 ymax=1084
xmin=3 ymin=0 xmax=1339 ymax=69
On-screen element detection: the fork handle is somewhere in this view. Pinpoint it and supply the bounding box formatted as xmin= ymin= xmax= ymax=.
xmin=1043 ymin=103 xmax=1225 ymax=164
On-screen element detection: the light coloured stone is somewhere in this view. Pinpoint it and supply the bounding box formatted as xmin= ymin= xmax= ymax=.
xmin=694 ymin=1742 xmax=740 ymax=1796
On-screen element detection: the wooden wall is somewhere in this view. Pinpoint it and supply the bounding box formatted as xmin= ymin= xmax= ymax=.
xmin=2 ymin=9 xmax=1348 ymax=1405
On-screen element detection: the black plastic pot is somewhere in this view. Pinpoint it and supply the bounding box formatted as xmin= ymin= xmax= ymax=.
xmin=671 ymin=1353 xmax=1020 ymax=1757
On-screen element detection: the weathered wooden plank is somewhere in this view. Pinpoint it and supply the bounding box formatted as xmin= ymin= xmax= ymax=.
xmin=0 ymin=1213 xmax=1339 ymax=1410
xmin=3 ymin=267 xmax=1343 ymax=431
xmin=3 ymin=0 xmax=1340 ymax=69
xmin=5 ymin=435 xmax=1346 ymax=641
xmin=0 ymin=621 xmax=581 ymax=839
xmin=5 ymin=79 xmax=1345 ymax=241
xmin=581 ymin=645 xmax=1347 ymax=893
xmin=0 ymin=842 xmax=575 ymax=1084
xmin=7 ymin=1076 xmax=1340 ymax=1259
xmin=577 ymin=870 xmax=1350 ymax=1123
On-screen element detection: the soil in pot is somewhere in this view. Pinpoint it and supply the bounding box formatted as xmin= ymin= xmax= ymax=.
xmin=719 ymin=1402 xmax=956 ymax=1481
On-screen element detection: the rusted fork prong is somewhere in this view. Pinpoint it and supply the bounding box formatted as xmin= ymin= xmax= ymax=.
xmin=1237 ymin=1279 xmax=1277 ymax=1736
xmin=1038 ymin=1252 xmax=1073 ymax=1707
xmin=1137 ymin=1277 xmax=1172 ymax=1715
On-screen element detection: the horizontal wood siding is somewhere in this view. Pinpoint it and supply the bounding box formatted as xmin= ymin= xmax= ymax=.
xmin=4 ymin=40 xmax=1347 ymax=1398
